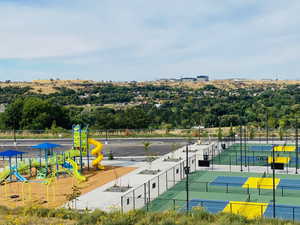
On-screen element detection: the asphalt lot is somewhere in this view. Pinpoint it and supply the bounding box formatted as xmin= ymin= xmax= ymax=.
xmin=0 ymin=138 xmax=188 ymax=157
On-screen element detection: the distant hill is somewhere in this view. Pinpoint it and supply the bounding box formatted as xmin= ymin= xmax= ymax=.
xmin=0 ymin=79 xmax=299 ymax=94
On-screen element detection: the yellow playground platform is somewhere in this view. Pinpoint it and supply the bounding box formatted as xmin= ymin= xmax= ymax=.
xmin=242 ymin=177 xmax=280 ymax=189
xmin=223 ymin=201 xmax=268 ymax=219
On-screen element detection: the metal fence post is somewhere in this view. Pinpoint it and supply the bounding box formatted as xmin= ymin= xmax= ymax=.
xmin=180 ymin=162 xmax=183 ymax=179
xmin=229 ymin=154 xmax=231 ymax=172
xmin=166 ymin=171 xmax=168 ymax=190
xmin=144 ymin=183 xmax=147 ymax=207
xmin=148 ymin=180 xmax=151 ymax=204
xmin=121 ymin=196 xmax=124 ymax=213
xmin=133 ymin=190 xmax=135 ymax=210
xmin=293 ymin=207 xmax=295 ymax=222
xmin=173 ymin=199 xmax=176 ymax=211
xmin=158 ymin=175 xmax=160 ymax=196
xmin=173 ymin=167 xmax=175 ymax=186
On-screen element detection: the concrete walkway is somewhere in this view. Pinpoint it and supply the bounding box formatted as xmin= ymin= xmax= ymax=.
xmin=72 ymin=142 xmax=216 ymax=211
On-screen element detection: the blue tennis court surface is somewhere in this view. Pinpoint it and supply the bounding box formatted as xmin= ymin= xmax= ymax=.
xmin=210 ymin=176 xmax=300 ymax=191
xmin=187 ymin=199 xmax=228 ymax=213
xmin=278 ymin=179 xmax=300 ymax=190
xmin=264 ymin=205 xmax=300 ymax=221
xmin=249 ymin=146 xmax=273 ymax=151
xmin=210 ymin=176 xmax=247 ymax=187
xmin=249 ymin=146 xmax=300 ymax=151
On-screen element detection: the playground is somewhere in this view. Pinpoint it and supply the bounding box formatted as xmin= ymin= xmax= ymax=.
xmin=0 ymin=125 xmax=136 ymax=208
xmin=0 ymin=165 xmax=135 ymax=208
xmin=146 ymin=170 xmax=300 ymax=220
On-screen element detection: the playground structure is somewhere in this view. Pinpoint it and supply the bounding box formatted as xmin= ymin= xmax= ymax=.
xmin=0 ymin=124 xmax=109 ymax=208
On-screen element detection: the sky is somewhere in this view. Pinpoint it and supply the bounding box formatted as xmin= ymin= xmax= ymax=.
xmin=0 ymin=0 xmax=300 ymax=81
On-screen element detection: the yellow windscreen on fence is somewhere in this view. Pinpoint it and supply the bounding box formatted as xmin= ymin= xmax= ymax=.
xmin=274 ymin=146 xmax=296 ymax=152
xmin=242 ymin=177 xmax=280 ymax=189
xmin=268 ymin=156 xmax=290 ymax=164
xmin=223 ymin=201 xmax=269 ymax=219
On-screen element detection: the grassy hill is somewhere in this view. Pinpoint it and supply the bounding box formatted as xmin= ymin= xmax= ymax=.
xmin=1 ymin=79 xmax=299 ymax=94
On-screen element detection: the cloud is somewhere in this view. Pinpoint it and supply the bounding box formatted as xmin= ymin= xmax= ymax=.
xmin=0 ymin=0 xmax=300 ymax=80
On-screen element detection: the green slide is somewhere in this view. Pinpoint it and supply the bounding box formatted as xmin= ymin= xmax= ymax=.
xmin=66 ymin=159 xmax=86 ymax=182
xmin=0 ymin=169 xmax=10 ymax=184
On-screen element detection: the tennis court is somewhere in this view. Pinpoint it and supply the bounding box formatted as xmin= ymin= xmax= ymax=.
xmin=249 ymin=145 xmax=298 ymax=152
xmin=213 ymin=143 xmax=300 ymax=167
xmin=185 ymin=198 xmax=300 ymax=221
xmin=146 ymin=170 xmax=300 ymax=221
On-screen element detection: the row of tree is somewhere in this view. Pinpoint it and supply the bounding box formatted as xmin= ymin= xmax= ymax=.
xmin=0 ymin=84 xmax=299 ymax=130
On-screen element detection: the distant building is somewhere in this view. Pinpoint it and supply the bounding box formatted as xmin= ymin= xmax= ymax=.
xmin=158 ymin=79 xmax=169 ymax=82
xmin=180 ymin=77 xmax=197 ymax=82
xmin=156 ymin=75 xmax=209 ymax=82
xmin=196 ymin=75 xmax=209 ymax=81
xmin=232 ymin=78 xmax=247 ymax=82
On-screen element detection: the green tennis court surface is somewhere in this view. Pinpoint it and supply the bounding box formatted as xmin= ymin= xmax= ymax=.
xmin=213 ymin=143 xmax=299 ymax=167
xmin=147 ymin=170 xmax=300 ymax=213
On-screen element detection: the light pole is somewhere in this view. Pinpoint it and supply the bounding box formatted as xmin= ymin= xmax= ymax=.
xmin=240 ymin=125 xmax=243 ymax=172
xmin=105 ymin=129 xmax=108 ymax=144
xmin=266 ymin=112 xmax=269 ymax=144
xmin=296 ymin=117 xmax=299 ymax=174
xmin=244 ymin=126 xmax=247 ymax=167
xmin=185 ymin=143 xmax=190 ymax=213
xmin=272 ymin=144 xmax=276 ymax=218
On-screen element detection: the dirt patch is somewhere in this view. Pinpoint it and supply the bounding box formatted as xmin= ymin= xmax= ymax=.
xmin=0 ymin=166 xmax=136 ymax=208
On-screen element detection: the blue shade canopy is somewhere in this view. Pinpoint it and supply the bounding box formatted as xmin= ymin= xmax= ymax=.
xmin=31 ymin=142 xmax=62 ymax=149
xmin=0 ymin=150 xmax=26 ymax=157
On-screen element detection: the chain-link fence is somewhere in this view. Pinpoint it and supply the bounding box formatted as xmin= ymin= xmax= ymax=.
xmin=121 ymin=154 xmax=198 ymax=212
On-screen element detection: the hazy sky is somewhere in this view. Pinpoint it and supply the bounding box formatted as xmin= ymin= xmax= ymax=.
xmin=0 ymin=0 xmax=300 ymax=81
